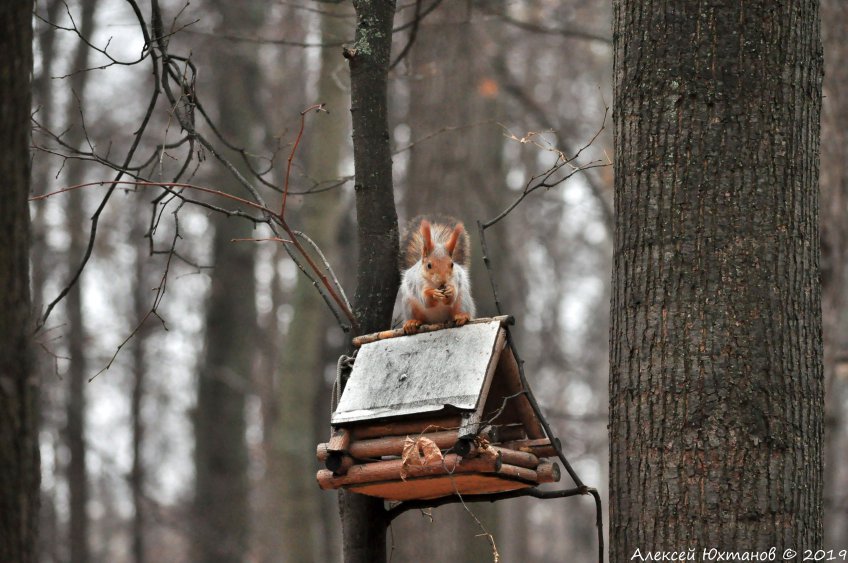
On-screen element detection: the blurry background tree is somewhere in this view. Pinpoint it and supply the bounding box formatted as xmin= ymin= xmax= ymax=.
xmin=190 ymin=1 xmax=261 ymax=560
xmin=61 ymin=2 xmax=98 ymax=561
xmin=22 ymin=0 xmax=843 ymax=562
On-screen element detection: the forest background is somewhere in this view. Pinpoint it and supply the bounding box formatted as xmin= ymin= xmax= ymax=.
xmin=23 ymin=0 xmax=848 ymax=561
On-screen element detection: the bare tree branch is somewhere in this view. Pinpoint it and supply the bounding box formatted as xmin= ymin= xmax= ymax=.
xmin=473 ymin=2 xmax=612 ymax=45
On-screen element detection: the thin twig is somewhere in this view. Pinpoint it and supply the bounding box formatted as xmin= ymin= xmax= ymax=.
xmin=31 ymin=180 xmax=275 ymax=215
xmin=182 ymin=0 xmax=443 ymax=47
xmin=388 ymin=0 xmax=425 ymax=70
xmin=36 ymin=0 xmax=162 ymax=332
xmin=477 ymin=220 xmax=505 ymax=316
xmin=35 ymin=0 xmax=361 ymax=360
xmin=231 ymin=237 xmax=293 ymax=244
xmin=281 ymin=104 xmax=327 ymax=217
xmin=473 ymin=3 xmax=611 ymax=45
xmin=31 ymin=175 xmax=358 ymax=331
xmin=295 ymin=231 xmax=353 ymax=315
xmin=89 ymin=217 xmax=179 ymax=382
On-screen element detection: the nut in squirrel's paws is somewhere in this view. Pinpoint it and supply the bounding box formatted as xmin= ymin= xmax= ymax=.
xmin=453 ymin=313 xmax=470 ymax=327
xmin=403 ymin=319 xmax=422 ymax=335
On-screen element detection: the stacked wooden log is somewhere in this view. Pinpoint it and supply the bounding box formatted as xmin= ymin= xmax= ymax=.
xmin=316 ymin=417 xmax=562 ymax=502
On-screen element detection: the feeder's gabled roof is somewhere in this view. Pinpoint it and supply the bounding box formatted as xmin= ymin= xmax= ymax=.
xmin=332 ymin=320 xmax=504 ymax=424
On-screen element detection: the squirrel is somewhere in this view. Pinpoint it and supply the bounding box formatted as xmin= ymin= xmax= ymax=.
xmin=399 ymin=216 xmax=476 ymax=334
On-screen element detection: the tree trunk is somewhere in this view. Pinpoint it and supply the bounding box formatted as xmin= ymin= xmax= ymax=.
xmin=0 ymin=1 xmax=38 ymax=561
xmin=31 ymin=0 xmax=62 ymax=288
xmin=130 ymin=213 xmax=150 ymax=563
xmin=193 ymin=209 xmax=254 ymax=562
xmin=342 ymin=1 xmax=399 ymax=561
xmin=250 ymin=7 xmax=308 ymax=561
xmin=192 ymin=3 xmax=262 ymax=560
xmin=610 ymin=1 xmax=823 ymax=559
xmin=62 ymin=3 xmax=98 ymax=561
xmin=270 ymin=5 xmax=349 ymax=561
xmin=31 ymin=2 xmax=64 ymax=560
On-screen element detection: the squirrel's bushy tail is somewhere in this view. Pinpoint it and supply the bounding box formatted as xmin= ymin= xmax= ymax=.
xmin=401 ymin=214 xmax=471 ymax=270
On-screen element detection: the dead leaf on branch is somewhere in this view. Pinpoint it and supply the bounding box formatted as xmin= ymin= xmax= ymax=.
xmin=400 ymin=436 xmax=444 ymax=480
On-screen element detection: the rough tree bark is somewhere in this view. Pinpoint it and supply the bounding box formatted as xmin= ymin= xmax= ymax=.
xmin=341 ymin=1 xmax=399 ymax=561
xmin=610 ymin=1 xmax=823 ymax=559
xmin=0 ymin=1 xmax=38 ymax=561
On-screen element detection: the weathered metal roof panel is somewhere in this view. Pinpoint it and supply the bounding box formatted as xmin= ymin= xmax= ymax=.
xmin=332 ymin=321 xmax=503 ymax=425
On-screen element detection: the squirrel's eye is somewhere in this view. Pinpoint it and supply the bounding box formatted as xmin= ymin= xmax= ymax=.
xmin=450 ymin=262 xmax=454 ymax=268
xmin=427 ymin=263 xmax=432 ymax=269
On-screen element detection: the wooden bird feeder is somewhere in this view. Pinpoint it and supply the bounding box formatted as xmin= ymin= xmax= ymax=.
xmin=316 ymin=316 xmax=566 ymax=502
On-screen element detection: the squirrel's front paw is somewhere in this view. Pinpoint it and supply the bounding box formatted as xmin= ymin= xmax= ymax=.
xmin=453 ymin=313 xmax=470 ymax=327
xmin=403 ymin=319 xmax=422 ymax=335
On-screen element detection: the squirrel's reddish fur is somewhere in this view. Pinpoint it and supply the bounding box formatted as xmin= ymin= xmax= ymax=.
xmin=401 ymin=215 xmax=470 ymax=270
xmin=399 ymin=216 xmax=476 ymax=334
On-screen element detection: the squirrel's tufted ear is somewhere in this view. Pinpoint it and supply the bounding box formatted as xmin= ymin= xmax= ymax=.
xmin=445 ymin=223 xmax=464 ymax=257
xmin=420 ymin=220 xmax=433 ymax=257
